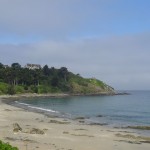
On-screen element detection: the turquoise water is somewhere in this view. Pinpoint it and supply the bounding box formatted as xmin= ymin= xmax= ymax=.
xmin=17 ymin=91 xmax=150 ymax=127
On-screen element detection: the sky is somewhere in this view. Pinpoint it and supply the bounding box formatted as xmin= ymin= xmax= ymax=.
xmin=0 ymin=0 xmax=150 ymax=90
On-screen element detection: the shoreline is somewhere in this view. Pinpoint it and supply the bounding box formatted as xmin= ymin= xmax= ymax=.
xmin=5 ymin=96 xmax=150 ymax=134
xmin=0 ymin=95 xmax=150 ymax=150
xmin=1 ymin=92 xmax=130 ymax=124
xmin=0 ymin=91 xmax=130 ymax=99
xmin=0 ymin=90 xmax=129 ymax=99
xmin=0 ymin=92 xmax=143 ymax=128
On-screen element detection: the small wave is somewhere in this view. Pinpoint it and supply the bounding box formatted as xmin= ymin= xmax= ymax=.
xmin=15 ymin=101 xmax=30 ymax=106
xmin=15 ymin=101 xmax=58 ymax=113
xmin=27 ymin=105 xmax=58 ymax=113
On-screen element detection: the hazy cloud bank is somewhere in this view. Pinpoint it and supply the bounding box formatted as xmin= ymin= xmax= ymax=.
xmin=1 ymin=33 xmax=150 ymax=90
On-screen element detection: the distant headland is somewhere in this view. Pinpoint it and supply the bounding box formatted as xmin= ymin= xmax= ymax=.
xmin=0 ymin=62 xmax=116 ymax=95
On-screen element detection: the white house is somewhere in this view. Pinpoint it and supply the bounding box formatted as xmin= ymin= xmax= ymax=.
xmin=25 ymin=64 xmax=41 ymax=70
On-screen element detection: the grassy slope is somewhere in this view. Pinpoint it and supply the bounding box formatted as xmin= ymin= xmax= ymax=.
xmin=68 ymin=74 xmax=115 ymax=94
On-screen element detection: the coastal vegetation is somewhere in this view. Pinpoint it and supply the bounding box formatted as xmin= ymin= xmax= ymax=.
xmin=0 ymin=62 xmax=115 ymax=95
xmin=0 ymin=140 xmax=18 ymax=150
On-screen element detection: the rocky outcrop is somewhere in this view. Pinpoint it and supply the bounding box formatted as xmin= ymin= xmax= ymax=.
xmin=12 ymin=123 xmax=45 ymax=135
xmin=29 ymin=128 xmax=45 ymax=134
xmin=13 ymin=123 xmax=22 ymax=133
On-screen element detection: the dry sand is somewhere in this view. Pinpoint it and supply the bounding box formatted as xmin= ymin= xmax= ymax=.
xmin=0 ymin=97 xmax=150 ymax=150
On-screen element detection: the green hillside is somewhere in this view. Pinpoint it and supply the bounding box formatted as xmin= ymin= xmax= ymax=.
xmin=0 ymin=63 xmax=115 ymax=95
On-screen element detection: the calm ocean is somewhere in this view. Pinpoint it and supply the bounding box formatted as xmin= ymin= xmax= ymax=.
xmin=16 ymin=91 xmax=150 ymax=127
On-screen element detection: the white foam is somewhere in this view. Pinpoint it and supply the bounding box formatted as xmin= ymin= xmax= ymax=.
xmin=15 ymin=101 xmax=59 ymax=113
xmin=15 ymin=101 xmax=30 ymax=106
xmin=27 ymin=105 xmax=58 ymax=113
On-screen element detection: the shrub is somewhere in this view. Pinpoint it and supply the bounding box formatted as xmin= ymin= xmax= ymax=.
xmin=24 ymin=85 xmax=28 ymax=90
xmin=7 ymin=85 xmax=16 ymax=95
xmin=0 ymin=140 xmax=19 ymax=150
xmin=0 ymin=82 xmax=8 ymax=94
xmin=15 ymin=85 xmax=25 ymax=94
xmin=30 ymin=85 xmax=38 ymax=93
xmin=51 ymin=87 xmax=61 ymax=93
xmin=38 ymin=85 xmax=51 ymax=93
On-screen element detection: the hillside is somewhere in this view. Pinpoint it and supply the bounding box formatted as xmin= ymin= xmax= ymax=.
xmin=0 ymin=63 xmax=115 ymax=95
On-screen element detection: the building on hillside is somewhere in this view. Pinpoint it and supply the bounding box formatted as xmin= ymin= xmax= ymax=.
xmin=25 ymin=64 xmax=41 ymax=70
xmin=3 ymin=65 xmax=9 ymax=68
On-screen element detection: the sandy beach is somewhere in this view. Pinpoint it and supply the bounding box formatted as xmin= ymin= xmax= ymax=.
xmin=0 ymin=96 xmax=150 ymax=150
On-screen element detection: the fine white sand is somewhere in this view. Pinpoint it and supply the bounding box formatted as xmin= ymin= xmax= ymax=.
xmin=0 ymin=97 xmax=150 ymax=150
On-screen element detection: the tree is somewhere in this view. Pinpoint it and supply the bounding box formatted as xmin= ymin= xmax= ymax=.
xmin=58 ymin=67 xmax=69 ymax=82
xmin=51 ymin=76 xmax=59 ymax=87
xmin=0 ymin=63 xmax=4 ymax=82
xmin=43 ymin=65 xmax=49 ymax=76
xmin=10 ymin=63 xmax=21 ymax=85
xmin=7 ymin=85 xmax=16 ymax=95
xmin=3 ymin=68 xmax=14 ymax=84
xmin=0 ymin=63 xmax=4 ymax=69
xmin=11 ymin=63 xmax=21 ymax=70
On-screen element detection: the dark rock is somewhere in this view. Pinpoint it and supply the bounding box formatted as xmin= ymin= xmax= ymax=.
xmin=75 ymin=117 xmax=85 ymax=120
xmin=49 ymin=120 xmax=70 ymax=124
xmin=29 ymin=128 xmax=45 ymax=134
xmin=96 ymin=115 xmax=103 ymax=117
xmin=89 ymin=123 xmax=108 ymax=126
xmin=79 ymin=120 xmax=85 ymax=123
xmin=13 ymin=123 xmax=22 ymax=132
xmin=140 ymin=141 xmax=150 ymax=143
xmin=127 ymin=126 xmax=150 ymax=130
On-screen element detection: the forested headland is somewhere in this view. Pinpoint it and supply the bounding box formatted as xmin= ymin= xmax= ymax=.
xmin=0 ymin=62 xmax=115 ymax=95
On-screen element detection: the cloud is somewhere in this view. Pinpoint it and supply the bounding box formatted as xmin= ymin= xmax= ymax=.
xmin=0 ymin=1 xmax=150 ymax=90
xmin=0 ymin=32 xmax=150 ymax=90
xmin=0 ymin=0 xmax=98 ymax=36
xmin=0 ymin=0 xmax=149 ymax=37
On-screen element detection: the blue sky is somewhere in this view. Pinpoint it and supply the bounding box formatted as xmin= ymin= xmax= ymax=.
xmin=0 ymin=0 xmax=150 ymax=90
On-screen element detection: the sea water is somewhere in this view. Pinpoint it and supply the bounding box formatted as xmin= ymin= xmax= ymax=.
xmin=16 ymin=91 xmax=150 ymax=127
